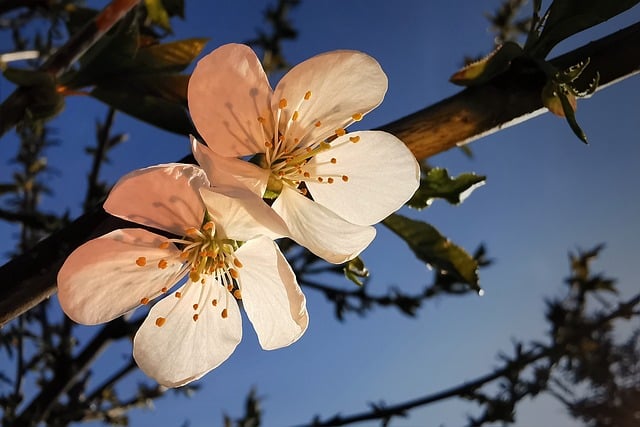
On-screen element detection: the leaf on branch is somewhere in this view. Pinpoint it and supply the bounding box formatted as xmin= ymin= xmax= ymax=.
xmin=450 ymin=41 xmax=523 ymax=86
xmin=407 ymin=167 xmax=485 ymax=210
xmin=144 ymin=0 xmax=172 ymax=32
xmin=527 ymin=0 xmax=640 ymax=58
xmin=382 ymin=214 xmax=481 ymax=291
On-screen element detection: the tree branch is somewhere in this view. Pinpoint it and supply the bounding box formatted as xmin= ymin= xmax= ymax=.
xmin=0 ymin=21 xmax=639 ymax=326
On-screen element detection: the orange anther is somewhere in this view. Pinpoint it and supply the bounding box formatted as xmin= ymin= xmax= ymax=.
xmin=135 ymin=257 xmax=146 ymax=267
xmin=155 ymin=317 xmax=166 ymax=327
xmin=328 ymin=177 xmax=334 ymax=184
xmin=233 ymin=289 xmax=242 ymax=299
xmin=279 ymin=98 xmax=288 ymax=109
xmin=140 ymin=297 xmax=150 ymax=305
xmin=317 ymin=177 xmax=324 ymax=183
xmin=315 ymin=120 xmax=322 ymax=127
xmin=352 ymin=112 xmax=363 ymax=121
xmin=189 ymin=271 xmax=200 ymax=282
xmin=221 ymin=309 xmax=228 ymax=318
xmin=157 ymin=259 xmax=168 ymax=269
xmin=229 ymin=268 xmax=239 ymax=279
xmin=304 ymin=91 xmax=312 ymax=100
xmin=233 ymin=258 xmax=243 ymax=268
xmin=212 ymin=299 xmax=218 ymax=306
xmin=161 ymin=287 xmax=168 ymax=293
xmin=335 ymin=128 xmax=346 ymax=137
xmin=342 ymin=175 xmax=349 ymax=182
xmin=292 ymin=111 xmax=299 ymax=121
xmin=203 ymin=221 xmax=214 ymax=231
xmin=193 ymin=314 xmax=199 ymax=322
xmin=257 ymin=116 xmax=266 ymax=123
xmin=193 ymin=303 xmax=199 ymax=310
xmin=175 ymin=291 xmax=182 ymax=298
xmin=303 ymin=172 xmax=310 ymax=178
xmin=159 ymin=242 xmax=170 ymax=249
xmin=330 ymin=158 xmax=337 ymax=164
xmin=349 ymin=136 xmax=360 ymax=143
xmin=185 ymin=227 xmax=198 ymax=235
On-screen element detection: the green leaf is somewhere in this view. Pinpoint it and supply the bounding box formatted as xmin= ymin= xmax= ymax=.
xmin=450 ymin=41 xmax=523 ymax=86
xmin=528 ymin=0 xmax=640 ymax=58
xmin=407 ymin=168 xmax=485 ymax=210
xmin=343 ymin=257 xmax=369 ymax=287
xmin=144 ymin=0 xmax=172 ymax=32
xmin=91 ymin=87 xmax=194 ymax=135
xmin=129 ymin=38 xmax=209 ymax=72
xmin=383 ymin=214 xmax=480 ymax=290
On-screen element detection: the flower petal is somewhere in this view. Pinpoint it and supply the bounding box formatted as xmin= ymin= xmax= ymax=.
xmin=306 ymin=131 xmax=420 ymax=225
xmin=199 ymin=186 xmax=289 ymax=241
xmin=235 ymin=236 xmax=308 ymax=350
xmin=188 ymin=43 xmax=273 ymax=157
xmin=273 ymin=50 xmax=387 ymax=148
xmin=191 ymin=136 xmax=269 ymax=197
xmin=57 ymin=228 xmax=184 ymax=325
xmin=133 ymin=279 xmax=242 ymax=388
xmin=272 ymin=185 xmax=376 ymax=264
xmin=104 ymin=164 xmax=208 ymax=235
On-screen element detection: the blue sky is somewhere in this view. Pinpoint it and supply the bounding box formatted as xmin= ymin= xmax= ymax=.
xmin=1 ymin=0 xmax=639 ymax=426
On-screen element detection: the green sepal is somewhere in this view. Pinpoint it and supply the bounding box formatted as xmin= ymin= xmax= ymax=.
xmin=343 ymin=257 xmax=369 ymax=287
xmin=144 ymin=0 xmax=172 ymax=32
xmin=383 ymin=213 xmax=480 ymax=290
xmin=450 ymin=41 xmax=523 ymax=86
xmin=558 ymin=86 xmax=587 ymax=144
xmin=407 ymin=167 xmax=485 ymax=210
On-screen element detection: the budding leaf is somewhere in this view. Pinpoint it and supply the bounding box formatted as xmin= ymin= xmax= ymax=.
xmin=144 ymin=0 xmax=172 ymax=32
xmin=450 ymin=41 xmax=523 ymax=86
xmin=343 ymin=257 xmax=369 ymax=287
xmin=407 ymin=168 xmax=485 ymax=210
xmin=383 ymin=214 xmax=480 ymax=289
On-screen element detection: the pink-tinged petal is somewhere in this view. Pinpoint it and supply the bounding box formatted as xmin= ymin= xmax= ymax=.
xmin=306 ymin=131 xmax=420 ymax=225
xmin=272 ymin=185 xmax=376 ymax=264
xmin=273 ymin=50 xmax=387 ymax=148
xmin=104 ymin=164 xmax=208 ymax=236
xmin=235 ymin=236 xmax=308 ymax=350
xmin=188 ymin=43 xmax=273 ymax=157
xmin=57 ymin=228 xmax=184 ymax=325
xmin=133 ymin=279 xmax=241 ymax=388
xmin=191 ymin=136 xmax=269 ymax=197
xmin=200 ymin=186 xmax=288 ymax=241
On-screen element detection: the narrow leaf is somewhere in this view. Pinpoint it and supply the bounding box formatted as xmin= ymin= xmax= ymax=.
xmin=383 ymin=214 xmax=480 ymax=289
xmin=558 ymin=88 xmax=587 ymax=143
xmin=407 ymin=168 xmax=485 ymax=210
xmin=129 ymin=38 xmax=209 ymax=72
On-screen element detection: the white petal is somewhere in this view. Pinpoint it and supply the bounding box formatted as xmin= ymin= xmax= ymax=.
xmin=236 ymin=236 xmax=308 ymax=350
xmin=273 ymin=50 xmax=387 ymax=147
xmin=188 ymin=43 xmax=273 ymax=157
xmin=133 ymin=279 xmax=242 ymax=388
xmin=199 ymin=186 xmax=289 ymax=241
xmin=191 ymin=136 xmax=269 ymax=197
xmin=272 ymin=185 xmax=376 ymax=264
xmin=57 ymin=228 xmax=184 ymax=325
xmin=306 ymin=131 xmax=420 ymax=225
xmin=104 ymin=164 xmax=208 ymax=235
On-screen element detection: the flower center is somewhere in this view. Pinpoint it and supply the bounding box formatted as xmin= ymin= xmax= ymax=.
xmin=255 ymin=90 xmax=360 ymax=198
xmin=134 ymin=215 xmax=244 ymax=326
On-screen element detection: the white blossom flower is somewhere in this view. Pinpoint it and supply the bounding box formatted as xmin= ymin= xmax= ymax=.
xmin=57 ymin=163 xmax=308 ymax=387
xmin=188 ymin=43 xmax=420 ymax=264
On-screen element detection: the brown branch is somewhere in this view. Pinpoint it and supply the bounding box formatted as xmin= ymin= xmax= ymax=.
xmin=0 ymin=0 xmax=141 ymax=137
xmin=0 ymin=22 xmax=639 ymax=326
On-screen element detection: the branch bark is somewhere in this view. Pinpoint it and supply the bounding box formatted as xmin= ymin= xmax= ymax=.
xmin=0 ymin=22 xmax=639 ymax=326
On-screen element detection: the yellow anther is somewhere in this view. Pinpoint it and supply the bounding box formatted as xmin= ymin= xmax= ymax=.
xmin=328 ymin=177 xmax=334 ymax=184
xmin=193 ymin=303 xmax=199 ymax=310
xmin=157 ymin=259 xmax=168 ymax=269
xmin=159 ymin=241 xmax=170 ymax=249
xmin=221 ymin=309 xmax=228 ymax=318
xmin=233 ymin=289 xmax=242 ymax=299
xmin=342 ymin=175 xmax=349 ymax=182
xmin=135 ymin=257 xmax=147 ymax=267
xmin=292 ymin=111 xmax=299 ymax=121
xmin=193 ymin=314 xmax=199 ymax=322
xmin=155 ymin=317 xmax=166 ymax=327
xmin=202 ymin=221 xmax=214 ymax=231
xmin=335 ymin=128 xmax=346 ymax=137
xmin=233 ymin=258 xmax=243 ymax=268
xmin=189 ymin=271 xmax=200 ymax=282
xmin=315 ymin=120 xmax=322 ymax=127
xmin=185 ymin=227 xmax=198 ymax=235
xmin=352 ymin=112 xmax=363 ymax=121
xmin=349 ymin=136 xmax=360 ymax=143
xmin=212 ymin=299 xmax=218 ymax=306
xmin=140 ymin=297 xmax=150 ymax=305
xmin=161 ymin=287 xmax=168 ymax=293
xmin=229 ymin=268 xmax=239 ymax=279
xmin=175 ymin=291 xmax=182 ymax=298
xmin=279 ymin=98 xmax=288 ymax=109
xmin=304 ymin=91 xmax=312 ymax=100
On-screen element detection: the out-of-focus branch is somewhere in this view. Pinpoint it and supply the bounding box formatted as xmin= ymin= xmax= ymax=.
xmin=0 ymin=21 xmax=639 ymax=326
xmin=0 ymin=0 xmax=141 ymax=137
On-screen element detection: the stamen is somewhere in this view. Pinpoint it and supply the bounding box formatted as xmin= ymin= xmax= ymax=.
xmin=330 ymin=158 xmax=337 ymax=164
xmin=189 ymin=271 xmax=200 ymax=282
xmin=202 ymin=221 xmax=214 ymax=231
xmin=193 ymin=303 xmax=199 ymax=310
xmin=328 ymin=177 xmax=334 ymax=184
xmin=233 ymin=289 xmax=242 ymax=299
xmin=136 ymin=257 xmax=146 ymax=267
xmin=229 ymin=268 xmax=239 ymax=279
xmin=279 ymin=98 xmax=288 ymax=109
xmin=304 ymin=91 xmax=312 ymax=100
xmin=303 ymin=171 xmax=310 ymax=178
xmin=349 ymin=136 xmax=360 ymax=143
xmin=221 ymin=308 xmax=228 ymax=318
xmin=335 ymin=128 xmax=346 ymax=137
xmin=175 ymin=292 xmax=182 ymax=298
xmin=161 ymin=287 xmax=168 ymax=293
xmin=140 ymin=297 xmax=150 ymax=305
xmin=212 ymin=299 xmax=218 ymax=306
xmin=292 ymin=111 xmax=299 ymax=121
xmin=159 ymin=241 xmax=170 ymax=249
xmin=342 ymin=175 xmax=349 ymax=182
xmin=315 ymin=120 xmax=322 ymax=127
xmin=192 ymin=314 xmax=199 ymax=322
xmin=233 ymin=258 xmax=243 ymax=268
xmin=352 ymin=112 xmax=363 ymax=121
xmin=155 ymin=317 xmax=166 ymax=327
xmin=158 ymin=259 xmax=168 ymax=269
xmin=185 ymin=227 xmax=198 ymax=235
xmin=317 ymin=177 xmax=324 ymax=183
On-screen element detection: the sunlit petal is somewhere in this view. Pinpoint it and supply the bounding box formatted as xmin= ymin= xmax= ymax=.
xmin=236 ymin=237 xmax=308 ymax=350
xmin=133 ymin=279 xmax=241 ymax=388
xmin=57 ymin=228 xmax=184 ymax=325
xmin=307 ymin=131 xmax=420 ymax=225
xmin=104 ymin=164 xmax=207 ymax=236
xmin=188 ymin=43 xmax=273 ymax=156
xmin=272 ymin=185 xmax=376 ymax=264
